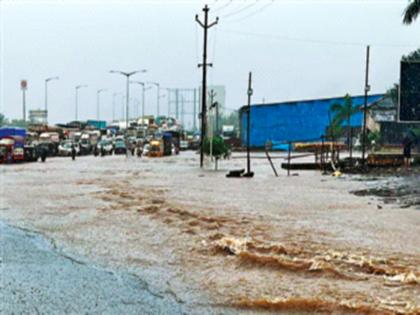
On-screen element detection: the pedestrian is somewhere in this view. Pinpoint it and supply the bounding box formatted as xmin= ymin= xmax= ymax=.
xmin=40 ymin=146 xmax=47 ymax=163
xmin=71 ymin=144 xmax=76 ymax=161
xmin=403 ymin=137 xmax=412 ymax=169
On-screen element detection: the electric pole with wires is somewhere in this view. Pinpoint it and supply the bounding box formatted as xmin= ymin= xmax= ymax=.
xmin=196 ymin=4 xmax=219 ymax=168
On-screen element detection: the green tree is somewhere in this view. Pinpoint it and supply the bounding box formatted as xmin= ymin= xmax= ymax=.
xmin=330 ymin=94 xmax=359 ymax=159
xmin=0 ymin=113 xmax=6 ymax=127
xmin=403 ymin=0 xmax=420 ymax=24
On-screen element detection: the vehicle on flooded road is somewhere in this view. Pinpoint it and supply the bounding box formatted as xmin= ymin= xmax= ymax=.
xmin=96 ymin=139 xmax=113 ymax=155
xmin=58 ymin=141 xmax=80 ymax=157
xmin=114 ymin=140 xmax=127 ymax=155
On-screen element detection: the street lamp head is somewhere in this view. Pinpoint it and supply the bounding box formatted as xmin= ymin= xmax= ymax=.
xmin=130 ymin=80 xmax=145 ymax=86
xmin=76 ymin=84 xmax=88 ymax=90
xmin=97 ymin=88 xmax=108 ymax=93
xmin=46 ymin=76 xmax=59 ymax=82
xmin=110 ymin=69 xmax=147 ymax=77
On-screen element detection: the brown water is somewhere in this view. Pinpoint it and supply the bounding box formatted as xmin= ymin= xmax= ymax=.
xmin=0 ymin=153 xmax=419 ymax=314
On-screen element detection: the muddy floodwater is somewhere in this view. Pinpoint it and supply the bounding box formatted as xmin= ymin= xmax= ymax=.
xmin=0 ymin=152 xmax=419 ymax=314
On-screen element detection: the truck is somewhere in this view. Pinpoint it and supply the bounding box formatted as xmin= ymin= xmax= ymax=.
xmin=87 ymin=120 xmax=107 ymax=130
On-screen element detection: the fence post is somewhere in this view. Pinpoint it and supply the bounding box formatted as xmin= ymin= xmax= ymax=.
xmin=287 ymin=141 xmax=292 ymax=176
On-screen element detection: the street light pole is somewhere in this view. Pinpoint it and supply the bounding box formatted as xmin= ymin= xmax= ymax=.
xmin=147 ymin=82 xmax=160 ymax=117
xmin=96 ymin=88 xmax=107 ymax=120
xmin=112 ymin=92 xmax=123 ymax=122
xmin=75 ymin=84 xmax=87 ymax=121
xmin=110 ymin=70 xmax=147 ymax=132
xmin=45 ymin=76 xmax=59 ymax=122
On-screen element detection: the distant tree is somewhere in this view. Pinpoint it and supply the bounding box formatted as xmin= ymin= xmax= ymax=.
xmin=0 ymin=113 xmax=6 ymax=127
xmin=219 ymin=111 xmax=239 ymax=130
xmin=330 ymin=94 xmax=359 ymax=159
xmin=9 ymin=119 xmax=27 ymax=128
xmin=403 ymin=0 xmax=420 ymax=24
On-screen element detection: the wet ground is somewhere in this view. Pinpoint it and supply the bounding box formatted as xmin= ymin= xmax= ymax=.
xmin=0 ymin=221 xmax=183 ymax=314
xmin=0 ymin=152 xmax=419 ymax=314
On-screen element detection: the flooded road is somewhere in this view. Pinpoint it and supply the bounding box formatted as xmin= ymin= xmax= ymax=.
xmin=0 ymin=221 xmax=183 ymax=314
xmin=0 ymin=152 xmax=419 ymax=314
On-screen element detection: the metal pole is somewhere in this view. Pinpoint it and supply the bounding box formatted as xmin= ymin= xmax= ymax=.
xmin=246 ymin=72 xmax=252 ymax=175
xmin=96 ymin=92 xmax=99 ymax=120
xmin=45 ymin=80 xmax=48 ymax=113
xmin=362 ymin=45 xmax=370 ymax=165
xmin=193 ymin=89 xmax=197 ymax=131
xmin=126 ymin=75 xmax=129 ymax=130
xmin=175 ymin=89 xmax=179 ymax=119
xmin=157 ymin=84 xmax=160 ymax=117
xmin=75 ymin=88 xmax=78 ymax=121
xmin=196 ymin=4 xmax=218 ymax=168
xmin=22 ymin=89 xmax=26 ymax=122
xmin=142 ymin=84 xmax=146 ymax=122
xmin=112 ymin=93 xmax=116 ymax=122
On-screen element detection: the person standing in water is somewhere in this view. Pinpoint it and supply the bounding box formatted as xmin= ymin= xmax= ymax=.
xmin=71 ymin=144 xmax=76 ymax=161
xmin=403 ymin=137 xmax=412 ymax=169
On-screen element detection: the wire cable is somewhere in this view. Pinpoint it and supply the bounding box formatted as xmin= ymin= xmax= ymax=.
xmin=221 ymin=0 xmax=261 ymax=19
xmin=225 ymin=0 xmax=274 ymax=23
xmin=212 ymin=0 xmax=233 ymax=14
xmin=220 ymin=29 xmax=419 ymax=48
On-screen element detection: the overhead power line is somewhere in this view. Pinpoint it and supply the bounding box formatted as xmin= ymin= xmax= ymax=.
xmin=221 ymin=0 xmax=261 ymax=19
xmin=212 ymin=0 xmax=234 ymax=13
xmin=224 ymin=0 xmax=274 ymax=23
xmin=220 ymin=29 xmax=420 ymax=48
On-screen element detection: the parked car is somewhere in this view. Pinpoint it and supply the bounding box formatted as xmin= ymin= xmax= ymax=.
xmin=58 ymin=141 xmax=80 ymax=156
xmin=114 ymin=140 xmax=127 ymax=155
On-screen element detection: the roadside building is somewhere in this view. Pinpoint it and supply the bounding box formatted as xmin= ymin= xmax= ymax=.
xmin=367 ymin=96 xmax=420 ymax=145
xmin=239 ymin=94 xmax=384 ymax=149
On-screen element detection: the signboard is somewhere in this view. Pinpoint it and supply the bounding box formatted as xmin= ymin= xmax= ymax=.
xmin=29 ymin=109 xmax=48 ymax=124
xmin=20 ymin=80 xmax=27 ymax=90
xmin=399 ymin=61 xmax=420 ymax=122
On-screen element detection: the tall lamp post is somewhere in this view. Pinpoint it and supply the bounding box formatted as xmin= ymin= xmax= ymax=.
xmin=110 ymin=70 xmax=147 ymax=131
xmin=130 ymin=81 xmax=153 ymax=125
xmin=112 ymin=92 xmax=123 ymax=122
xmin=45 ymin=76 xmax=59 ymax=122
xmin=147 ymin=82 xmax=160 ymax=117
xmin=96 ymin=88 xmax=107 ymax=120
xmin=75 ymin=84 xmax=87 ymax=121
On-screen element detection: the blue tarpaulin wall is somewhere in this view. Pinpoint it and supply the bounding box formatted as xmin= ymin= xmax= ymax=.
xmin=240 ymin=94 xmax=384 ymax=149
xmin=0 ymin=127 xmax=26 ymax=139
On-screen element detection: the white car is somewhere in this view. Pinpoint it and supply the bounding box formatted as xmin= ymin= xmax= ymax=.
xmin=58 ymin=141 xmax=80 ymax=156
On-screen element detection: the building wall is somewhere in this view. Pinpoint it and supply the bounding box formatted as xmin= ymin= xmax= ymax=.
xmin=240 ymin=94 xmax=384 ymax=148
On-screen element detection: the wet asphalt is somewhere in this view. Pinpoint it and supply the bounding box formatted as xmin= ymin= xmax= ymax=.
xmin=0 ymin=221 xmax=185 ymax=314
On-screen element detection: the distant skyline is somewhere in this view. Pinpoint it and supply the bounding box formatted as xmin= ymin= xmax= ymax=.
xmin=1 ymin=0 xmax=420 ymax=124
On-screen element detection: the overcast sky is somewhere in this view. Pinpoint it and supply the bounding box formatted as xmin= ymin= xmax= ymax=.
xmin=1 ymin=0 xmax=420 ymax=125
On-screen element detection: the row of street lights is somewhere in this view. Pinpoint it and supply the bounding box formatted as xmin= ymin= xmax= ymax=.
xmin=43 ymin=71 xmax=165 ymax=124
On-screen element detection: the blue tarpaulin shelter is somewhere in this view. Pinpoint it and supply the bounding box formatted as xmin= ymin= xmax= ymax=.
xmin=240 ymin=94 xmax=384 ymax=149
xmin=0 ymin=127 xmax=26 ymax=139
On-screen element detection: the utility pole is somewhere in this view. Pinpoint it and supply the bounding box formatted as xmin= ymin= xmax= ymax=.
xmin=196 ymin=4 xmax=219 ymax=168
xmin=209 ymin=89 xmax=217 ymax=137
xmin=244 ymin=72 xmax=254 ymax=177
xmin=362 ymin=45 xmax=370 ymax=165
xmin=193 ymin=89 xmax=197 ymax=131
